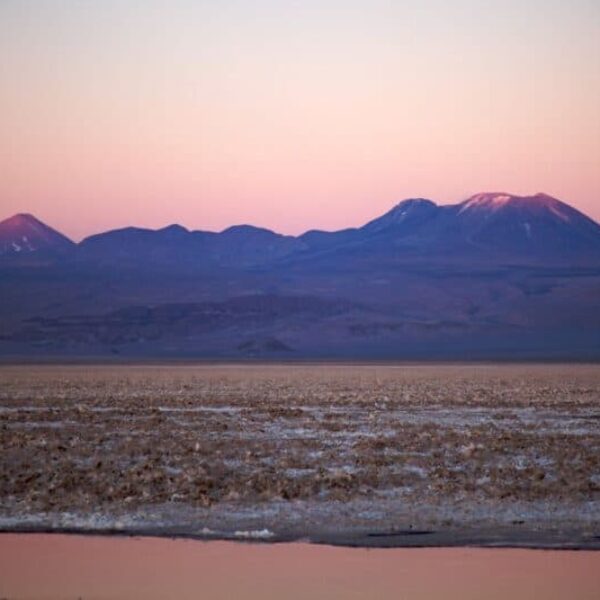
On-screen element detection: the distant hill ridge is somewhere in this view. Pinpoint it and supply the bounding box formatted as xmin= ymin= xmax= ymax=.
xmin=1 ymin=193 xmax=599 ymax=266
xmin=1 ymin=192 xmax=599 ymax=359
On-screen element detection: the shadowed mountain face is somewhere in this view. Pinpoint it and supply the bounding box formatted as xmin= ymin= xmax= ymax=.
xmin=78 ymin=223 xmax=304 ymax=268
xmin=439 ymin=193 xmax=600 ymax=255
xmin=0 ymin=213 xmax=74 ymax=257
xmin=0 ymin=193 xmax=599 ymax=359
xmin=321 ymin=193 xmax=600 ymax=261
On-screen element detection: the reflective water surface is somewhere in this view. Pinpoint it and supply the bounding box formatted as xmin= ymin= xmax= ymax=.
xmin=0 ymin=534 xmax=599 ymax=599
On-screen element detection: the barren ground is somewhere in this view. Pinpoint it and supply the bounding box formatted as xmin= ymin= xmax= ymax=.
xmin=1 ymin=364 xmax=599 ymax=547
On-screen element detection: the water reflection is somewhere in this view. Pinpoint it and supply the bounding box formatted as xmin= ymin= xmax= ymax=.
xmin=0 ymin=534 xmax=598 ymax=599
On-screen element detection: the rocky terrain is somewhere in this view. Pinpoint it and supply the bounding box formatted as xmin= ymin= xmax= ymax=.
xmin=1 ymin=364 xmax=599 ymax=547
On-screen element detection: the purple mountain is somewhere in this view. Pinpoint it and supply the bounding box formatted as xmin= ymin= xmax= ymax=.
xmin=345 ymin=193 xmax=600 ymax=259
xmin=0 ymin=192 xmax=598 ymax=359
xmin=0 ymin=213 xmax=74 ymax=256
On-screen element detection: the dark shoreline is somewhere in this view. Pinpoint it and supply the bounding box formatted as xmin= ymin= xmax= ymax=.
xmin=1 ymin=357 xmax=599 ymax=366
xmin=2 ymin=523 xmax=599 ymax=550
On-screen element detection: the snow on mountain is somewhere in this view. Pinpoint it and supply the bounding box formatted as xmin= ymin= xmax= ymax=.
xmin=0 ymin=213 xmax=74 ymax=255
xmin=2 ymin=192 xmax=599 ymax=264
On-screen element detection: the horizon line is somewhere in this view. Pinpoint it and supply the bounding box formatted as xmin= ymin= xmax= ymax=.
xmin=5 ymin=190 xmax=596 ymax=243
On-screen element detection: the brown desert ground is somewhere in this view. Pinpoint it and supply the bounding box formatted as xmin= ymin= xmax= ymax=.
xmin=0 ymin=364 xmax=599 ymax=547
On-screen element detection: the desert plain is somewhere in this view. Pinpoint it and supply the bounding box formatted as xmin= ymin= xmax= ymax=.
xmin=0 ymin=363 xmax=599 ymax=547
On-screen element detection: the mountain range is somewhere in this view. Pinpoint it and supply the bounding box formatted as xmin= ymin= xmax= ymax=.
xmin=1 ymin=192 xmax=599 ymax=359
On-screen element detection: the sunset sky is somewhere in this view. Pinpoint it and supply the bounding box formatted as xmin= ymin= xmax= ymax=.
xmin=1 ymin=0 xmax=599 ymax=240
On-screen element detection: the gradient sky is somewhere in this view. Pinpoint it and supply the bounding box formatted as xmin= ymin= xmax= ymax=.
xmin=1 ymin=0 xmax=599 ymax=240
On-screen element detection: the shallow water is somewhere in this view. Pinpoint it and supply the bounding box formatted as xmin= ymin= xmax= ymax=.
xmin=0 ymin=534 xmax=599 ymax=600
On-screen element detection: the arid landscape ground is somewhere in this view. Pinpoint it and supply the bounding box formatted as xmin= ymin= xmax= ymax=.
xmin=1 ymin=364 xmax=599 ymax=547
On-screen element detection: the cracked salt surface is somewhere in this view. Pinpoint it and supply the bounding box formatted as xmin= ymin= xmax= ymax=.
xmin=158 ymin=406 xmax=242 ymax=414
xmin=1 ymin=364 xmax=599 ymax=546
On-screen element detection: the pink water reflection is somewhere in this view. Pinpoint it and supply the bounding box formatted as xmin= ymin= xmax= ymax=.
xmin=0 ymin=534 xmax=599 ymax=599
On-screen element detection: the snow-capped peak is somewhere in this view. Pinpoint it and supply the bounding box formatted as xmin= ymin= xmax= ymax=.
xmin=456 ymin=192 xmax=576 ymax=221
xmin=458 ymin=193 xmax=515 ymax=214
xmin=0 ymin=213 xmax=74 ymax=255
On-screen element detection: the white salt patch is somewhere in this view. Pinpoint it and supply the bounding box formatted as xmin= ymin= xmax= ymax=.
xmin=233 ymin=529 xmax=274 ymax=539
xmin=402 ymin=465 xmax=428 ymax=478
xmin=285 ymin=468 xmax=316 ymax=479
xmin=158 ymin=406 xmax=241 ymax=413
xmin=0 ymin=406 xmax=50 ymax=413
xmin=200 ymin=527 xmax=217 ymax=535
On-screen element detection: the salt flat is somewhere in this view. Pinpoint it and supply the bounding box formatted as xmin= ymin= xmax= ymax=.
xmin=1 ymin=364 xmax=599 ymax=547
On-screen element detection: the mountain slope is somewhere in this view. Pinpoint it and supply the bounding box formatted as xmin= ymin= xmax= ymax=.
xmin=291 ymin=193 xmax=600 ymax=265
xmin=0 ymin=192 xmax=599 ymax=358
xmin=362 ymin=192 xmax=600 ymax=255
xmin=0 ymin=214 xmax=75 ymax=256
xmin=361 ymin=198 xmax=439 ymax=234
xmin=441 ymin=193 xmax=600 ymax=256
xmin=5 ymin=191 xmax=597 ymax=267
xmin=77 ymin=225 xmax=214 ymax=269
xmin=78 ymin=223 xmax=304 ymax=267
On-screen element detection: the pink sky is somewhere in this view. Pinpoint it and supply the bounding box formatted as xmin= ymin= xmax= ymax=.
xmin=1 ymin=1 xmax=599 ymax=240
